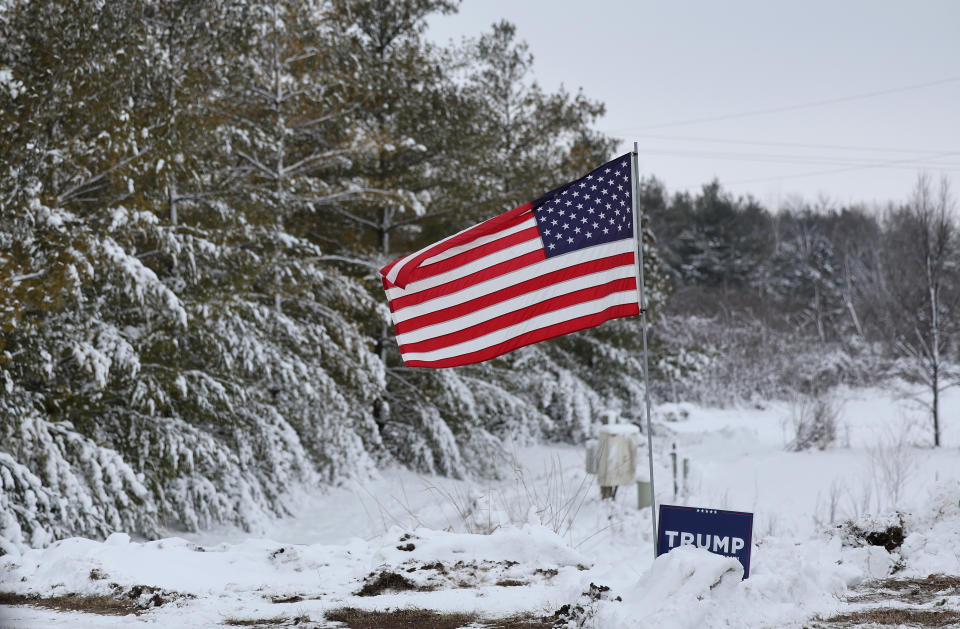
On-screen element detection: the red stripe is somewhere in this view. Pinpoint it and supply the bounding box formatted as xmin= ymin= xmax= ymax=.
xmin=398 ymin=278 xmax=636 ymax=354
xmin=411 ymin=226 xmax=541 ymax=283
xmin=391 ymin=202 xmax=534 ymax=288
xmin=388 ymin=249 xmax=546 ymax=312
xmin=402 ymin=303 xmax=640 ymax=368
xmin=394 ymin=252 xmax=636 ymax=335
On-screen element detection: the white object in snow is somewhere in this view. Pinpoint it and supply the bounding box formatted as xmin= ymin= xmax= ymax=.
xmin=585 ymin=439 xmax=598 ymax=474
xmin=596 ymin=423 xmax=639 ymax=487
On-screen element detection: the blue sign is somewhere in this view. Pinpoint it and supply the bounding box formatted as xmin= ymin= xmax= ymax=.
xmin=657 ymin=504 xmax=754 ymax=578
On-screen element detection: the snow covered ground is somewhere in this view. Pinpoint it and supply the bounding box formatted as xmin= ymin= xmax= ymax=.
xmin=2 ymin=383 xmax=959 ymax=628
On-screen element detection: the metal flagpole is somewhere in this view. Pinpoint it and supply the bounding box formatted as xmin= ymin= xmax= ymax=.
xmin=629 ymin=142 xmax=658 ymax=561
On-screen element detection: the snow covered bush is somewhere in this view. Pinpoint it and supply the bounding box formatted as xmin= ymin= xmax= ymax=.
xmin=786 ymin=393 xmax=841 ymax=451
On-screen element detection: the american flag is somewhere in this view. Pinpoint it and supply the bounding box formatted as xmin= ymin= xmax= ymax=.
xmin=380 ymin=153 xmax=640 ymax=368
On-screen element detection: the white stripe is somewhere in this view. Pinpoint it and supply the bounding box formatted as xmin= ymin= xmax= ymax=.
xmin=389 ymin=239 xmax=635 ymax=323
xmin=384 ymin=237 xmax=543 ymax=301
xmin=400 ymin=290 xmax=638 ymax=363
xmin=385 ymin=224 xmax=470 ymax=285
xmin=395 ymin=265 xmax=636 ymax=345
xmin=419 ymin=218 xmax=537 ymax=267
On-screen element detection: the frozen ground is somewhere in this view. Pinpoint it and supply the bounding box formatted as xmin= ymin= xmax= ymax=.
xmin=1 ymin=383 xmax=959 ymax=628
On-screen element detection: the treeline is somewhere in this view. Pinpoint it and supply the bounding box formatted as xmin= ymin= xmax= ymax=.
xmin=0 ymin=0 xmax=664 ymax=552
xmin=641 ymin=177 xmax=960 ymax=442
xmin=1 ymin=0 xmax=956 ymax=555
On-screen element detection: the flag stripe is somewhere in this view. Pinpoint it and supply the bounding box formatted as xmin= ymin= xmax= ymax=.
xmin=398 ymin=277 xmax=637 ymax=353
xmin=388 ymin=247 xmax=543 ymax=311
xmin=420 ymin=218 xmax=538 ymax=267
xmin=412 ymin=226 xmax=542 ymax=281
xmin=402 ymin=302 xmax=640 ymax=368
xmin=390 ymin=202 xmax=533 ymax=288
xmin=394 ymin=253 xmax=636 ymax=338
xmin=389 ymin=239 xmax=634 ymax=319
xmin=398 ymin=289 xmax=639 ymax=363
xmin=385 ymin=237 xmax=543 ymax=302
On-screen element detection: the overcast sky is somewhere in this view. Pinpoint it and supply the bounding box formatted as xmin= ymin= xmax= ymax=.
xmin=429 ymin=0 xmax=960 ymax=210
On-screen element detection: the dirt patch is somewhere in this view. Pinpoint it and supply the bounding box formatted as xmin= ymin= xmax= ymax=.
xmin=325 ymin=607 xmax=551 ymax=628
xmin=0 ymin=583 xmax=191 ymax=616
xmin=840 ymin=517 xmax=906 ymax=552
xmin=495 ymin=579 xmax=527 ymax=587
xmin=270 ymin=594 xmax=304 ymax=604
xmin=846 ymin=575 xmax=960 ymax=605
xmin=822 ymin=607 xmax=960 ymax=627
xmin=864 ymin=526 xmax=905 ymax=552
xmin=355 ymin=571 xmax=426 ymax=596
xmin=223 ymin=613 xmax=311 ymax=627
xmin=0 ymin=591 xmax=140 ymax=616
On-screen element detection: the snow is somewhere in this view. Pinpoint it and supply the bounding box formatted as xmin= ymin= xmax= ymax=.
xmin=2 ymin=383 xmax=959 ymax=628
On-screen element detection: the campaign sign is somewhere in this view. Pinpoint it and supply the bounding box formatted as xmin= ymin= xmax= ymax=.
xmin=657 ymin=504 xmax=754 ymax=578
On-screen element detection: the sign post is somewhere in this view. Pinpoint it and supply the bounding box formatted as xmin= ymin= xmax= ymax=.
xmin=656 ymin=504 xmax=755 ymax=578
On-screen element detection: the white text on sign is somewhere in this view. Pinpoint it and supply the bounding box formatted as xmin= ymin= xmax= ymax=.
xmin=663 ymin=530 xmax=745 ymax=555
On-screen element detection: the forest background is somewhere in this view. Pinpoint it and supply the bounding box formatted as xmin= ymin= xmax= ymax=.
xmin=1 ymin=0 xmax=957 ymax=555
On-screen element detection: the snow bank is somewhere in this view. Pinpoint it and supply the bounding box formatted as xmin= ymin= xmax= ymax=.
xmin=899 ymin=481 xmax=960 ymax=576
xmin=594 ymin=534 xmax=893 ymax=629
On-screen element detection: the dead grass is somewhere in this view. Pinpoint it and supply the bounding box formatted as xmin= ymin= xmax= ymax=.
xmin=355 ymin=571 xmax=428 ymax=596
xmin=822 ymin=607 xmax=960 ymax=627
xmin=0 ymin=591 xmax=139 ymax=616
xmin=324 ymin=607 xmax=551 ymax=629
xmin=223 ymin=613 xmax=310 ymax=627
xmin=846 ymin=575 xmax=960 ymax=604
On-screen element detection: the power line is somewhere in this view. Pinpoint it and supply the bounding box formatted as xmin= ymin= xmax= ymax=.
xmin=612 ymin=75 xmax=960 ymax=131
xmin=634 ymin=147 xmax=960 ymax=170
xmin=721 ymin=150 xmax=960 ymax=187
xmin=625 ymin=133 xmax=954 ymax=156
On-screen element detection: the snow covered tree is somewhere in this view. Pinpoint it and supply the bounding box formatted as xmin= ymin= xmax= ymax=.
xmin=877 ymin=176 xmax=960 ymax=446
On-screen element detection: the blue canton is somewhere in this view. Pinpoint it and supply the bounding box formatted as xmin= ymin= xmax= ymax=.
xmin=532 ymin=155 xmax=633 ymax=258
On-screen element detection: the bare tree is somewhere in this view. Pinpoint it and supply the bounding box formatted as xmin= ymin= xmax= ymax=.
xmin=883 ymin=175 xmax=959 ymax=446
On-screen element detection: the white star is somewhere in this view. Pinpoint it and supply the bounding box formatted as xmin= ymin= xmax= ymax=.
xmin=586 ymin=232 xmax=592 ymax=238
xmin=592 ymin=222 xmax=599 ymax=229
xmin=579 ymin=182 xmax=586 ymax=188
xmin=556 ymin=232 xmax=562 ymax=239
xmin=565 ymin=200 xmax=572 ymax=207
xmin=590 ymin=184 xmax=597 ymax=191
xmin=605 ymin=168 xmax=611 ymax=173
xmin=558 ymin=209 xmax=565 ymax=216
xmin=567 ymin=237 xmax=574 ymax=243
xmin=618 ymin=224 xmax=623 ymax=230
xmin=551 ymin=219 xmax=558 ymax=226
xmin=603 ymin=227 xmax=609 ymax=234
xmin=548 ymin=243 xmax=555 ymax=249
xmin=581 ymin=217 xmax=587 ymax=223
xmin=572 ymin=190 xmax=580 ymax=197
xmin=588 ymin=208 xmax=595 ymax=214
xmin=545 ymin=229 xmax=552 ymax=235
xmin=584 ymin=194 xmax=591 ymax=201
xmin=599 ymin=212 xmax=606 ymax=219
xmin=574 ymin=227 xmax=581 ymax=233
xmin=562 ymin=223 xmax=570 ymax=230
